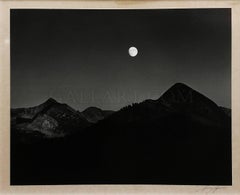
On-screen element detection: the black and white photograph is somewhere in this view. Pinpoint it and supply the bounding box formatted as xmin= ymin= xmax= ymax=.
xmin=10 ymin=9 xmax=231 ymax=185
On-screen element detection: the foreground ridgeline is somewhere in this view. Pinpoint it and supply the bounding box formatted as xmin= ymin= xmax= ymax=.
xmin=11 ymin=83 xmax=231 ymax=185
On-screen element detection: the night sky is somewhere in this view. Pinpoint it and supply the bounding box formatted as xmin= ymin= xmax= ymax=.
xmin=11 ymin=9 xmax=231 ymax=111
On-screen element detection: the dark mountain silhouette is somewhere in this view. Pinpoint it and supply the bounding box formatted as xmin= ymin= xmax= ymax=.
xmin=100 ymin=83 xmax=230 ymax=129
xmin=11 ymin=83 xmax=231 ymax=185
xmin=158 ymin=83 xmax=229 ymax=125
xmin=82 ymin=107 xmax=115 ymax=123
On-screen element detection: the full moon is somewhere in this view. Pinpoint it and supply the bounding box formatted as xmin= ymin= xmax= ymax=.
xmin=128 ymin=46 xmax=138 ymax=57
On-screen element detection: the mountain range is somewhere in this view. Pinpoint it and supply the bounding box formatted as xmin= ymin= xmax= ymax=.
xmin=11 ymin=98 xmax=114 ymax=139
xmin=11 ymin=83 xmax=230 ymax=139
xmin=11 ymin=83 xmax=232 ymax=185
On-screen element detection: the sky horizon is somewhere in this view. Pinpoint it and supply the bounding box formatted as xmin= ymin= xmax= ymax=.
xmin=11 ymin=9 xmax=231 ymax=111
xmin=10 ymin=81 xmax=231 ymax=111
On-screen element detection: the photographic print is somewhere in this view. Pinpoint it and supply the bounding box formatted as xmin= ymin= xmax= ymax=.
xmin=10 ymin=9 xmax=231 ymax=185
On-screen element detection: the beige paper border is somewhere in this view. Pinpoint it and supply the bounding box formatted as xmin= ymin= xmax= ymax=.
xmin=0 ymin=0 xmax=240 ymax=194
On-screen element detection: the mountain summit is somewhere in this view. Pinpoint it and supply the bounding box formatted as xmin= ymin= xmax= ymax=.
xmin=158 ymin=83 xmax=229 ymax=124
xmin=43 ymin=97 xmax=58 ymax=105
xmin=11 ymin=97 xmax=90 ymax=138
xmin=159 ymin=83 xmax=217 ymax=106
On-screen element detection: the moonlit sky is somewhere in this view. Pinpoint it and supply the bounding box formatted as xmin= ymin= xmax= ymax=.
xmin=11 ymin=9 xmax=231 ymax=111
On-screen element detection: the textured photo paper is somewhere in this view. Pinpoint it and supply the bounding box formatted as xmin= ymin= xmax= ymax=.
xmin=10 ymin=9 xmax=232 ymax=186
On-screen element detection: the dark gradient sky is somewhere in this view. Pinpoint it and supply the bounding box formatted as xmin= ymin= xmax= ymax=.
xmin=11 ymin=9 xmax=231 ymax=111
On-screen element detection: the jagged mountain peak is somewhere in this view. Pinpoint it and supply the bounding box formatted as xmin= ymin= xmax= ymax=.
xmin=156 ymin=82 xmax=230 ymax=124
xmin=12 ymin=97 xmax=90 ymax=138
xmin=160 ymin=83 xmax=195 ymax=100
xmin=170 ymin=82 xmax=192 ymax=90
xmin=158 ymin=82 xmax=215 ymax=106
xmin=168 ymin=82 xmax=200 ymax=96
xmin=43 ymin=97 xmax=58 ymax=105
